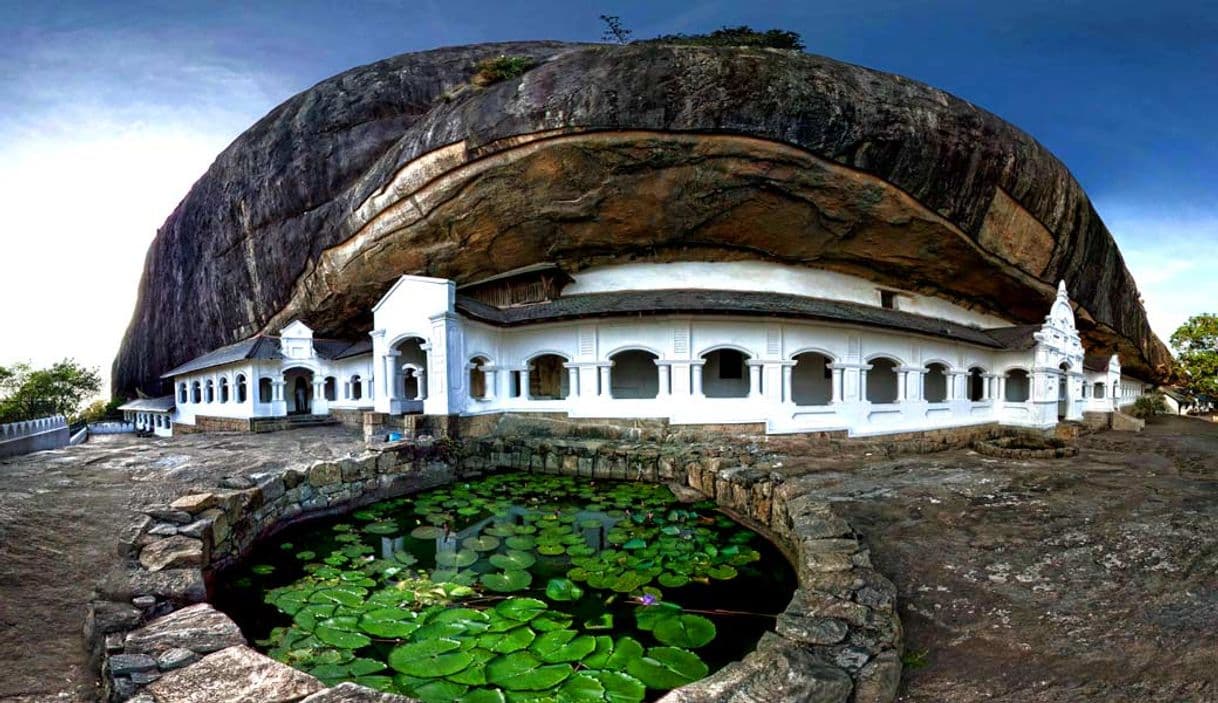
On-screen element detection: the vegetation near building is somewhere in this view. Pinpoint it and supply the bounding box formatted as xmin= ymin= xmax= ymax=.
xmin=1170 ymin=313 xmax=1218 ymax=396
xmin=640 ymin=25 xmax=805 ymax=51
xmin=0 ymin=359 xmax=101 ymax=423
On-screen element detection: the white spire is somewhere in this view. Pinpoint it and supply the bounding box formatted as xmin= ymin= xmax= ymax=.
xmin=1057 ymin=279 xmax=1069 ymax=300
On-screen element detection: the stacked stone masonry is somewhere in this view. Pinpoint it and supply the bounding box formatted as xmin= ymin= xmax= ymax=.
xmin=89 ymin=436 xmax=903 ymax=703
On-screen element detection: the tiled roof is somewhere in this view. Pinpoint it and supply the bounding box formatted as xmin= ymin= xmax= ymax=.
xmin=457 ymin=290 xmax=1017 ymax=349
xmin=983 ymin=325 xmax=1042 ymax=351
xmin=161 ymin=336 xmax=372 ymax=378
xmin=118 ymin=396 xmax=176 ymax=412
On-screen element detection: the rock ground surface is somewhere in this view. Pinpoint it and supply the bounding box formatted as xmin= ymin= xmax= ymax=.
xmin=1 ymin=417 xmax=1216 ymax=701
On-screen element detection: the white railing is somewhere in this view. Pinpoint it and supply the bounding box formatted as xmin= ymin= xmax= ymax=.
xmin=89 ymin=421 xmax=136 ymax=435
xmin=0 ymin=415 xmax=67 ymax=442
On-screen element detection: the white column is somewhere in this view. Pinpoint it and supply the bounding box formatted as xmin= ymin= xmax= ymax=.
xmin=384 ymin=352 xmax=400 ymax=401
xmin=415 ymin=369 xmax=427 ymax=401
xmin=748 ymin=363 xmax=762 ymax=399
xmin=831 ymin=366 xmax=844 ymax=404
xmin=896 ymin=370 xmax=908 ymax=402
xmin=598 ymin=365 xmax=612 ymax=399
xmin=519 ymin=369 xmax=531 ymax=400
xmin=656 ymin=363 xmax=671 ymax=397
xmin=566 ymin=366 xmax=579 ymax=399
xmin=782 ymin=364 xmax=794 ymax=404
xmin=273 ymin=380 xmax=285 ymax=402
xmin=313 ymin=379 xmax=324 ymax=401
xmin=998 ymin=375 xmax=1007 ymax=402
xmin=691 ymin=362 xmax=705 ymax=399
xmin=365 ymin=376 xmax=374 ymax=401
xmin=859 ymin=368 xmax=870 ymax=402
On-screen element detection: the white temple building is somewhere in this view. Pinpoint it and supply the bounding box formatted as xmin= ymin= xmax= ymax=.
xmin=154 ymin=261 xmax=1152 ymax=438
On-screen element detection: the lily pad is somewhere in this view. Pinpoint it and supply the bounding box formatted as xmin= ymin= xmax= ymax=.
xmin=411 ymin=525 xmax=446 ymax=540
xmin=544 ymin=578 xmax=583 ymax=602
xmin=463 ymin=535 xmax=501 ymax=552
xmin=363 ymin=522 xmax=399 ymax=535
xmin=486 ymin=651 xmax=573 ymax=691
xmin=652 ymin=614 xmax=716 ymax=649
xmin=624 ymin=646 xmax=707 ymax=689
xmin=388 ymin=638 xmax=474 ymax=677
xmin=531 ymin=630 xmax=597 ymax=664
xmin=436 ymin=548 xmax=479 ymax=568
xmin=489 ymin=551 xmax=536 ymax=570
xmin=481 ymin=569 xmax=532 ymax=592
xmin=494 ymin=597 xmax=547 ymax=622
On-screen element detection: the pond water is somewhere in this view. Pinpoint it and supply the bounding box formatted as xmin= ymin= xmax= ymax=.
xmin=214 ymin=473 xmax=796 ymax=703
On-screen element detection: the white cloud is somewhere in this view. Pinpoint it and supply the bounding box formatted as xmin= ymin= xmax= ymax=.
xmin=1097 ymin=203 xmax=1218 ymax=347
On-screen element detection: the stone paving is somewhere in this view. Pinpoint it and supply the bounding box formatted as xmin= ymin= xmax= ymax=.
xmin=1 ymin=417 xmax=1216 ymax=701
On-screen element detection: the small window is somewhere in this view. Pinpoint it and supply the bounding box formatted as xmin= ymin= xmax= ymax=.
xmin=879 ymin=290 xmax=898 ymax=310
xmin=718 ymin=351 xmax=743 ymax=380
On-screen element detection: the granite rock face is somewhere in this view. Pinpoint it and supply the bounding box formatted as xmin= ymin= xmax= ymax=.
xmin=113 ymin=41 xmax=1171 ymax=395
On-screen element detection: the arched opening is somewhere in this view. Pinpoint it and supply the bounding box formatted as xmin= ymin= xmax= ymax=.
xmin=610 ymin=350 xmax=659 ymax=399
xmin=350 ymin=375 xmax=363 ymax=401
xmin=1057 ymin=362 xmax=1071 ymax=418
xmin=284 ymin=368 xmax=315 ymax=414
xmin=204 ymin=379 xmax=215 ymax=404
xmin=258 ymin=377 xmax=273 ymax=403
xmin=219 ymin=377 xmax=230 ymax=403
xmin=702 ymin=349 xmax=750 ymax=398
xmin=1005 ymin=369 xmax=1030 ymax=402
xmin=924 ymin=363 xmax=948 ymax=403
xmin=469 ymin=357 xmax=489 ymax=399
xmin=529 ymin=354 xmax=568 ymax=399
xmin=866 ymin=357 xmax=900 ymax=403
xmin=236 ymin=374 xmax=247 ymax=403
xmin=178 ymin=383 xmax=188 ymax=404
xmin=324 ymin=376 xmax=337 ymax=402
xmin=1094 ymin=382 xmax=1106 ymax=399
xmin=394 ymin=337 xmax=428 ymax=400
xmin=968 ymin=367 xmax=987 ymax=401
xmin=791 ymin=352 xmax=832 ymax=406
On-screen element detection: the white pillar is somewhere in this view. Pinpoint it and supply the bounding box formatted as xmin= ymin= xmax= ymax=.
xmin=748 ymin=363 xmax=762 ymax=399
xmin=415 ymin=369 xmax=427 ymax=401
xmin=519 ymin=369 xmax=531 ymax=400
xmin=998 ymin=375 xmax=1007 ymax=402
xmin=365 ymin=376 xmax=374 ymax=401
xmin=831 ymin=366 xmax=844 ymax=404
xmin=691 ymin=362 xmax=705 ymax=399
xmin=566 ymin=366 xmax=579 ymax=399
xmin=896 ymin=370 xmax=908 ymax=402
xmin=384 ymin=352 xmax=400 ymax=401
xmin=782 ymin=364 xmax=794 ymax=404
xmin=859 ymin=368 xmax=870 ymax=402
xmin=656 ymin=363 xmax=671 ymax=397
xmin=598 ymin=365 xmax=612 ymax=399
xmin=313 ymin=379 xmax=324 ymax=401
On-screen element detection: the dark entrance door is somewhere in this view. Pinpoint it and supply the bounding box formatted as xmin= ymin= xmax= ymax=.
xmin=293 ymin=377 xmax=311 ymax=415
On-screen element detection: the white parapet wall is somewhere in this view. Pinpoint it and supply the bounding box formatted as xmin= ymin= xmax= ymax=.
xmin=0 ymin=415 xmax=70 ymax=459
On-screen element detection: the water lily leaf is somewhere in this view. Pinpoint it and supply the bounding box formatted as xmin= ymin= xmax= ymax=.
xmin=537 ymin=543 xmax=566 ymax=556
xmin=494 ymin=598 xmax=547 ymax=622
xmin=348 ymin=657 xmax=387 ymax=676
xmin=459 ymin=688 xmax=506 ymax=703
xmin=463 ymin=535 xmax=502 ymax=552
xmin=436 ymin=548 xmax=479 ymax=568
xmin=480 ymin=626 xmax=536 ymax=653
xmin=411 ymin=525 xmax=445 ymax=539
xmin=505 ymin=536 xmax=535 ymax=550
xmin=489 ymin=551 xmax=537 ymax=570
xmin=590 ymin=671 xmax=646 ymax=703
xmin=706 ymin=564 xmax=737 ymax=580
xmin=407 ymin=678 xmax=470 ymax=702
xmin=309 ymin=586 xmax=367 ymax=608
xmin=481 ymin=569 xmax=532 ymax=592
xmin=389 ymin=638 xmax=473 ymax=677
xmin=360 ymin=616 xmax=419 ymax=639
xmin=557 ymin=673 xmax=605 ymax=702
xmin=251 ymin=564 xmax=275 ymax=575
xmin=544 ymin=578 xmax=583 ymax=602
xmin=657 ymin=572 xmax=688 ymax=588
xmin=295 ymin=550 xmax=317 ymax=561
xmin=364 ymin=521 xmax=399 ymax=535
xmin=315 ymin=624 xmax=372 ymax=649
xmin=530 ymin=611 xmax=574 ymax=632
xmin=652 ymin=614 xmax=716 ymax=649
xmin=486 ymin=651 xmax=573 ymax=691
xmin=604 ymin=637 xmax=643 ymax=671
xmin=532 ymin=630 xmax=597 ymax=664
xmin=625 ymin=647 xmax=707 ymax=689
xmin=583 ymin=614 xmax=613 ymax=631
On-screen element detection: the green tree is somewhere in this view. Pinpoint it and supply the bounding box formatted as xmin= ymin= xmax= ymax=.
xmin=643 ymin=25 xmax=805 ymax=51
xmin=0 ymin=359 xmax=102 ymax=423
xmin=1170 ymin=314 xmax=1218 ymax=396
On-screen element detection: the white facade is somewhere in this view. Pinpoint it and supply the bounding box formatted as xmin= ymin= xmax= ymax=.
xmin=159 ymin=262 xmax=1153 ymax=438
xmin=363 ymin=264 xmax=1128 ymax=437
xmin=170 ymin=324 xmax=375 ymax=429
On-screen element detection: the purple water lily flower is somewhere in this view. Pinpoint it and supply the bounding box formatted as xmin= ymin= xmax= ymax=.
xmin=639 ymin=594 xmax=657 ymax=606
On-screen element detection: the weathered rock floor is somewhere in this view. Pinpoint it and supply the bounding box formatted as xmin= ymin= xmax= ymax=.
xmin=1 ymin=417 xmax=1215 ymax=702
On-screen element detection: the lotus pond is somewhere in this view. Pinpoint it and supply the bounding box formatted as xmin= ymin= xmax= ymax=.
xmin=214 ymin=473 xmax=796 ymax=702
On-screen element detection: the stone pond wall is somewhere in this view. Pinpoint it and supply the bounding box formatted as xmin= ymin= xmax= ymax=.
xmin=87 ymin=437 xmax=902 ymax=703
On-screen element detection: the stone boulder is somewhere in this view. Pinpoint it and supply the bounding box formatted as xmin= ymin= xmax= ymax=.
xmin=143 ymin=645 xmax=324 ymax=703
xmin=123 ymin=603 xmax=245 ymax=656
xmin=113 ymin=42 xmax=1172 ymax=397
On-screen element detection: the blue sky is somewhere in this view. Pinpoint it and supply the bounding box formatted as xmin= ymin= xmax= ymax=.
xmin=1 ymin=0 xmax=1214 ymax=387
